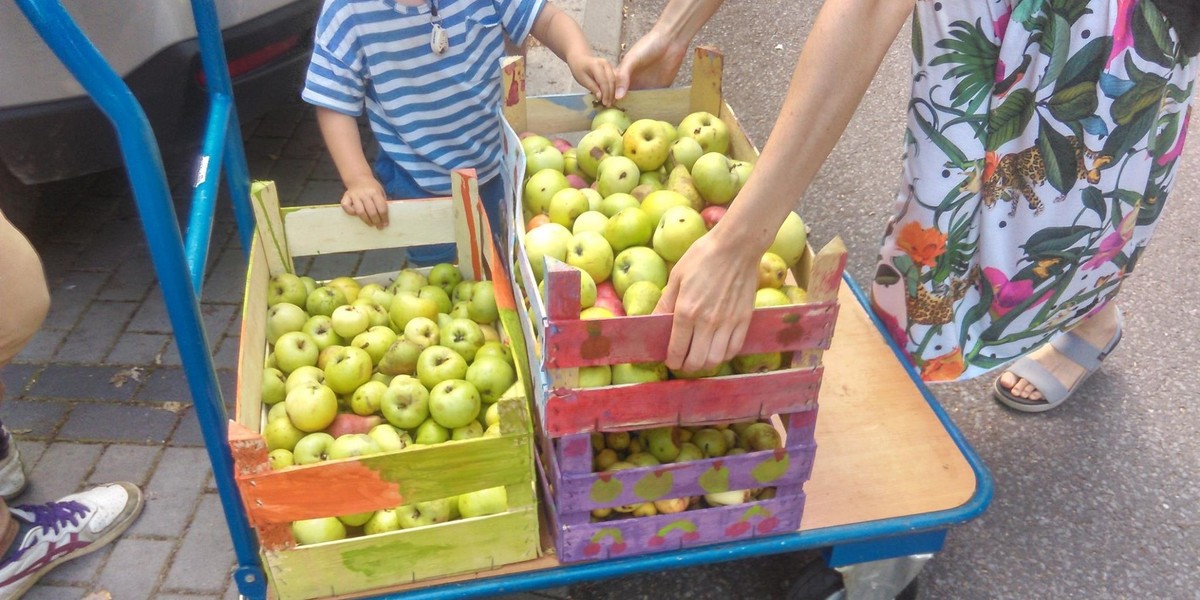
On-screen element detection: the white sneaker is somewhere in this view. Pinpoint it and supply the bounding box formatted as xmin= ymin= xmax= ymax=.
xmin=0 ymin=430 xmax=26 ymax=502
xmin=0 ymin=482 xmax=144 ymax=600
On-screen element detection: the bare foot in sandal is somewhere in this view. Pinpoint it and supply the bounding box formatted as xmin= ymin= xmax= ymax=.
xmin=994 ymin=303 xmax=1123 ymax=410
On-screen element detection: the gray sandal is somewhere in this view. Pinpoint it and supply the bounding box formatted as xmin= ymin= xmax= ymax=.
xmin=993 ymin=311 xmax=1124 ymax=413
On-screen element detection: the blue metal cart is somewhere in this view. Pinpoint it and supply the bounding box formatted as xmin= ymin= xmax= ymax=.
xmin=15 ymin=1 xmax=992 ymax=598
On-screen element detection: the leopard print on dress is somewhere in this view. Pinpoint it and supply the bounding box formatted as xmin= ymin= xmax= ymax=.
xmin=982 ymin=136 xmax=1109 ymax=216
xmin=905 ymin=266 xmax=981 ymax=326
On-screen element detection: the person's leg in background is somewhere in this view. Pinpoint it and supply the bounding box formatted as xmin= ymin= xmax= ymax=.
xmin=0 ymin=208 xmax=145 ymax=599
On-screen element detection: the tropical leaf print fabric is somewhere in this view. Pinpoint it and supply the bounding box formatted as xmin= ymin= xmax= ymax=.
xmin=870 ymin=0 xmax=1196 ymax=382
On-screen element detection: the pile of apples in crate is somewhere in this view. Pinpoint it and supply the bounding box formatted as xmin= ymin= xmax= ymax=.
xmin=520 ymin=107 xmax=810 ymax=380
xmin=588 ymin=420 xmax=784 ymax=522
xmin=259 ymin=265 xmax=515 ymax=544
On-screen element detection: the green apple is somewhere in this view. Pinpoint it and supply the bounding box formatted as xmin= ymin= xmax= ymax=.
xmin=547 ymin=187 xmax=590 ymax=230
xmin=274 ymin=331 xmax=320 ymax=374
xmin=267 ymin=273 xmax=309 ymax=307
xmin=268 ymin=448 xmax=294 ymax=470
xmin=417 ymin=285 xmax=452 ymax=315
xmin=622 ymin=119 xmax=672 ymax=172
xmin=397 ymin=498 xmax=454 ymax=529
xmin=541 ymin=265 xmax=597 ymax=309
xmin=732 ymin=352 xmax=783 ymax=373
xmin=427 ymin=263 xmax=464 ymax=296
xmin=580 ymin=306 xmax=614 ymax=319
xmin=368 ymin=423 xmax=413 ymax=452
xmin=525 ymin=144 xmax=565 ymax=178
xmin=285 ymin=365 xmax=325 ymax=393
xmin=379 ymin=337 xmax=422 ymax=377
xmin=566 ymin=231 xmax=615 ymax=284
xmin=758 ymin=252 xmax=789 ymax=290
xmin=326 ymin=276 xmax=361 ymax=304
xmin=612 ymin=246 xmax=670 ymax=298
xmin=452 ymin=420 xmax=484 ymax=440
xmin=305 ymin=285 xmax=349 ymax=317
xmin=264 ymin=417 xmax=306 ymax=452
xmin=380 ymin=374 xmax=430 ymax=430
xmin=652 ymin=205 xmax=708 ymax=263
xmin=450 ymin=301 xmax=472 ymax=320
xmin=293 ymin=432 xmax=336 ymax=464
xmin=414 ymin=418 xmax=451 ymax=445
xmin=639 ymin=189 xmax=692 ymax=225
xmin=595 ymin=155 xmax=641 ymax=198
xmin=358 ymin=283 xmax=394 ymax=308
xmin=743 ymin=422 xmax=784 ymax=451
xmin=338 ymin=511 xmax=375 ymax=527
xmin=428 ymin=379 xmax=482 ymax=429
xmin=266 ymin=302 xmax=309 ymax=344
xmin=644 ymin=427 xmax=682 ymax=463
xmin=452 ymin=280 xmax=475 ymax=304
xmin=323 ymin=345 xmax=373 ymax=395
xmin=261 ymin=367 xmax=288 ymax=406
xmin=598 ymin=192 xmax=639 ymax=217
xmin=330 ymin=304 xmax=370 ymax=340
xmin=692 ymin=428 xmax=729 ymax=457
xmin=352 ymin=299 xmax=391 ymax=329
xmin=363 ymin=508 xmax=403 ymax=535
xmin=416 ymin=345 xmax=469 ymax=389
xmin=484 ymin=402 xmax=502 ymax=428
xmin=571 ymin=210 xmax=609 ymax=236
xmin=520 ymin=134 xmax=553 ymax=154
xmin=350 ymin=325 xmax=397 ymax=364
xmin=457 ymin=486 xmax=508 ymax=518
xmin=578 ymin=365 xmax=612 ymax=388
xmin=782 ymin=285 xmax=808 ymax=304
xmin=769 ymin=212 xmax=809 ymax=267
xmin=300 ymin=275 xmax=319 ymax=295
xmin=267 ymin=400 xmax=290 ymax=423
xmin=602 ymin=207 xmax=654 ymax=253
xmin=576 ymin=124 xmax=624 ymax=179
xmin=691 ymin=152 xmax=739 ymax=205
xmin=611 ymin=361 xmax=669 ymax=385
xmin=591 ymin=107 xmax=632 ymax=133
xmin=443 ymin=318 xmax=485 ymax=363
xmin=622 ymin=280 xmax=662 ymax=316
xmin=666 ymin=136 xmax=704 ymax=172
xmin=301 ymin=315 xmax=344 ymax=351
xmin=284 ymin=383 xmax=339 ymax=432
xmin=677 ymin=111 xmax=731 ymax=155
xmin=329 ymin=433 xmax=382 ymax=460
xmin=581 ymin=188 xmax=604 ymax=212
xmin=465 ymin=355 xmax=517 ymax=404
xmin=389 ymin=269 xmax=428 ymax=295
xmin=291 ymin=516 xmax=346 ymax=545
xmin=731 ymin=160 xmax=754 ymax=195
xmin=389 ymin=291 xmax=439 ymax=332
xmin=403 ymin=316 xmax=440 ymax=349
xmin=349 ymin=379 xmax=388 ymax=416
xmin=479 ymin=323 xmax=501 ymax=343
xmin=755 ymin=287 xmax=791 ymax=307
xmin=524 ymin=168 xmax=570 ymax=216
xmin=468 ymin=281 xmax=499 ymax=325
xmin=523 ymin=222 xmax=572 ymax=282
xmin=563 ymin=147 xmax=582 ymax=178
xmin=475 ymin=341 xmax=514 ymax=367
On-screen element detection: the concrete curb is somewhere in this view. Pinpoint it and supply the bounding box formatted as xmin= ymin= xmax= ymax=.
xmin=525 ymin=0 xmax=624 ymax=96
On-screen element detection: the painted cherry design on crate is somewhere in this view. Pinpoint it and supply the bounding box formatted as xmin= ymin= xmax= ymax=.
xmin=756 ymin=516 xmax=780 ymax=534
xmin=682 ymin=530 xmax=701 ymax=543
xmin=585 ymin=528 xmax=625 ymax=557
xmin=583 ymin=542 xmax=603 ymax=557
xmin=648 ymin=535 xmax=666 ymax=548
xmin=725 ymin=521 xmax=752 ymax=537
xmin=651 ymin=520 xmax=698 ymax=548
xmin=610 ymin=542 xmax=628 ymax=554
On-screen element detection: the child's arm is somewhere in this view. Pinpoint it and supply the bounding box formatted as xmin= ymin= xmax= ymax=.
xmin=315 ymin=107 xmax=389 ymax=229
xmin=530 ymin=4 xmax=616 ymax=106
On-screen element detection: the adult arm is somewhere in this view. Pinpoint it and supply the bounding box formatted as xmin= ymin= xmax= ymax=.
xmin=315 ymin=107 xmax=389 ymax=228
xmin=615 ymin=0 xmax=726 ymax=97
xmin=531 ymin=3 xmax=617 ymax=105
xmin=655 ymin=0 xmax=915 ymax=372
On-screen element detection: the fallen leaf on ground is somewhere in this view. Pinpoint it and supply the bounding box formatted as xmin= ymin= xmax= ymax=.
xmin=110 ymin=367 xmax=146 ymax=388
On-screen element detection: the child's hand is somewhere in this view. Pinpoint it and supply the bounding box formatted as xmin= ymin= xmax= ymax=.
xmin=341 ymin=176 xmax=389 ymax=229
xmin=569 ymin=55 xmax=617 ymax=107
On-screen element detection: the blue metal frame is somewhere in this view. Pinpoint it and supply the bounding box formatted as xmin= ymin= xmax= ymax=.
xmin=17 ymin=1 xmax=992 ymax=597
xmin=14 ymin=1 xmax=267 ymax=596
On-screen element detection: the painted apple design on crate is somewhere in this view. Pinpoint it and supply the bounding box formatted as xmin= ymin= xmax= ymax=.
xmin=591 ymin=473 xmax=623 ymax=504
xmin=584 ymin=528 xmax=626 ymax=557
xmin=725 ymin=505 xmax=774 ymax=537
xmin=751 ymin=449 xmax=790 ymax=484
xmin=698 ymin=461 xmax=730 ymax=493
xmin=634 ymin=469 xmax=674 ymax=501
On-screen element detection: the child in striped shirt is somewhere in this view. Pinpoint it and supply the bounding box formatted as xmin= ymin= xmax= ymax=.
xmin=303 ymin=0 xmax=615 ymax=265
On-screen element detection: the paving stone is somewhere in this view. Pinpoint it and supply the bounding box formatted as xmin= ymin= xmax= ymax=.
xmin=357 ymin=248 xmax=407 ymax=276
xmin=212 ymin=335 xmax=240 ymax=371
xmin=281 ymin=119 xmax=325 ymax=160
xmin=131 ymin=447 xmax=211 ymax=538
xmin=32 ymin=242 xmax=84 ymax=283
xmin=266 ymin=158 xmax=315 ymax=205
xmin=58 ymin=403 xmax=179 ymax=444
xmin=128 ymin=290 xmax=173 ymax=333
xmin=157 ymin=303 xmax=238 ymax=367
xmin=310 ymin=154 xmax=341 ymax=181
xmin=0 ymin=363 xmax=39 ymax=398
xmin=0 ymin=398 xmax=70 ymax=438
xmin=54 ymin=300 xmax=140 ymax=364
xmin=157 ymin=594 xmax=223 ymax=600
xmin=302 ymin=252 xmax=362 ymax=281
xmin=73 ymin=216 xmax=145 ymax=271
xmin=244 ymin=130 xmax=289 ymax=156
xmin=296 ymin=178 xmax=345 ymax=206
xmin=163 ymin=493 xmax=237 ymax=593
xmin=105 ymin=332 xmax=170 ymax=366
xmin=98 ymin=251 xmax=156 ymax=302
xmin=20 ymin=442 xmax=104 ymax=504
xmin=41 ymin=270 xmax=109 ymax=331
xmin=27 ymin=364 xmax=138 ymax=401
xmin=168 ymin=407 xmax=208 ymax=447
xmin=22 ymin=584 xmax=92 ymax=599
xmin=11 ymin=438 xmax=48 ymax=469
xmin=87 ymin=444 xmax=162 ymax=487
xmin=137 ymin=367 xmax=192 ymax=403
xmin=40 ymin=543 xmax=111 ymax=587
xmin=95 ymin=538 xmax=174 ymax=600
xmin=12 ymin=327 xmax=67 ymax=363
xmin=202 ymin=245 xmax=252 ymax=305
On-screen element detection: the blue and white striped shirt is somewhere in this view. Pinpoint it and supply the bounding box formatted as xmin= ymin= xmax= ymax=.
xmin=302 ymin=0 xmax=544 ymax=194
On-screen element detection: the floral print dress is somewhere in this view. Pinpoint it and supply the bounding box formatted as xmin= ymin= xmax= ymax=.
xmin=871 ymin=0 xmax=1197 ymax=382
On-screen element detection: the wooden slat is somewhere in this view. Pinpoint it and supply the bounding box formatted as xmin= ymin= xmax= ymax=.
xmin=249 ymin=180 xmax=294 ymax=275
xmin=282 ymin=198 xmax=456 ymax=257
xmin=721 ymin=101 xmax=760 ymax=164
xmin=689 ymin=46 xmax=724 ymax=115
xmin=228 ymin=421 xmax=294 ymax=551
xmin=501 ymin=55 xmax=527 ymax=134
xmin=235 ymin=238 xmax=268 ymax=433
xmin=795 ymin=237 xmax=849 ymax=370
xmin=452 ymin=169 xmax=484 ymax=280
xmin=544 ymin=367 xmax=824 ymax=436
xmin=541 ymin=303 xmax=838 ymax=368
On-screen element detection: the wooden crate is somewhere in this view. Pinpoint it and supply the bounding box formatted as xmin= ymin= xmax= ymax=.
xmin=230 ymin=171 xmax=540 ymax=600
xmin=499 ymin=48 xmax=848 ymax=562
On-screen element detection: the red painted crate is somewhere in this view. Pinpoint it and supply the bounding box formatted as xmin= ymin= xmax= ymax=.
xmin=498 ymin=48 xmax=848 ymax=563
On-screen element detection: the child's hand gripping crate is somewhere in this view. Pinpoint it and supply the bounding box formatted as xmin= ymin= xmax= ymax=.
xmin=229 ymin=170 xmax=540 ymax=600
xmin=500 ymin=48 xmax=848 ymax=562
